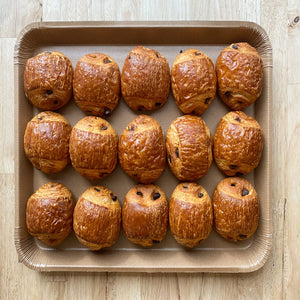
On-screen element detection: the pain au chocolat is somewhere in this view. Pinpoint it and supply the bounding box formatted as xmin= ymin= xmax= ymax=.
xmin=118 ymin=115 xmax=166 ymax=184
xmin=73 ymin=53 xmax=121 ymax=116
xmin=171 ymin=49 xmax=216 ymax=115
xmin=69 ymin=116 xmax=118 ymax=180
xmin=216 ymin=42 xmax=263 ymax=110
xmin=24 ymin=51 xmax=73 ymax=110
xmin=213 ymin=177 xmax=259 ymax=242
xmin=122 ymin=184 xmax=168 ymax=247
xmin=26 ymin=182 xmax=74 ymax=246
xmin=169 ymin=182 xmax=213 ymax=248
xmin=213 ymin=111 xmax=263 ymax=176
xmin=24 ymin=111 xmax=71 ymax=174
xmin=166 ymin=115 xmax=213 ymax=181
xmin=121 ymin=46 xmax=170 ymax=111
xmin=73 ymin=186 xmax=121 ymax=250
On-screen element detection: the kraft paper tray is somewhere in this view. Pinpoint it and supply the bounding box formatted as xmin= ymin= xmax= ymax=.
xmin=14 ymin=21 xmax=272 ymax=272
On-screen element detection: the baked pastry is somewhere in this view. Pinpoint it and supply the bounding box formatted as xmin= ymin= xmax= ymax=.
xmin=73 ymin=53 xmax=121 ymax=116
xmin=212 ymin=177 xmax=259 ymax=242
xmin=171 ymin=49 xmax=216 ymax=115
xmin=216 ymin=42 xmax=263 ymax=110
xmin=73 ymin=186 xmax=121 ymax=250
xmin=169 ymin=182 xmax=213 ymax=248
xmin=166 ymin=115 xmax=213 ymax=181
xmin=121 ymin=46 xmax=170 ymax=111
xmin=24 ymin=111 xmax=71 ymax=174
xmin=69 ymin=116 xmax=118 ymax=180
xmin=122 ymin=184 xmax=168 ymax=247
xmin=213 ymin=111 xmax=263 ymax=176
xmin=24 ymin=51 xmax=73 ymax=110
xmin=26 ymin=182 xmax=74 ymax=246
xmin=118 ymin=115 xmax=166 ymax=183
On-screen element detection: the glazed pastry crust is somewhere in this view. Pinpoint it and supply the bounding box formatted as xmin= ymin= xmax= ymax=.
xmin=122 ymin=184 xmax=168 ymax=247
xmin=171 ymin=49 xmax=216 ymax=115
xmin=169 ymin=183 xmax=213 ymax=248
xmin=121 ymin=46 xmax=170 ymax=111
xmin=69 ymin=116 xmax=118 ymax=180
xmin=216 ymin=42 xmax=263 ymax=110
xmin=73 ymin=186 xmax=121 ymax=250
xmin=118 ymin=115 xmax=166 ymax=184
xmin=166 ymin=115 xmax=212 ymax=181
xmin=213 ymin=111 xmax=263 ymax=176
xmin=24 ymin=111 xmax=71 ymax=174
xmin=213 ymin=177 xmax=259 ymax=242
xmin=26 ymin=182 xmax=74 ymax=246
xmin=73 ymin=53 xmax=121 ymax=116
xmin=24 ymin=51 xmax=73 ymax=110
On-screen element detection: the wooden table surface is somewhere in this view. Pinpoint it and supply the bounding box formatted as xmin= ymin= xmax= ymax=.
xmin=1 ymin=0 xmax=299 ymax=299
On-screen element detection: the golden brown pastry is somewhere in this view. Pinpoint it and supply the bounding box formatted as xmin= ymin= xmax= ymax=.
xmin=166 ymin=115 xmax=213 ymax=181
xmin=118 ymin=115 xmax=166 ymax=184
xmin=121 ymin=46 xmax=170 ymax=111
xmin=73 ymin=186 xmax=121 ymax=250
xmin=171 ymin=49 xmax=216 ymax=115
xmin=73 ymin=53 xmax=121 ymax=116
xmin=169 ymin=182 xmax=213 ymax=248
xmin=216 ymin=42 xmax=263 ymax=110
xmin=26 ymin=182 xmax=74 ymax=246
xmin=69 ymin=116 xmax=118 ymax=180
xmin=122 ymin=184 xmax=168 ymax=247
xmin=24 ymin=51 xmax=73 ymax=110
xmin=212 ymin=177 xmax=259 ymax=242
xmin=24 ymin=111 xmax=71 ymax=174
xmin=213 ymin=111 xmax=263 ymax=176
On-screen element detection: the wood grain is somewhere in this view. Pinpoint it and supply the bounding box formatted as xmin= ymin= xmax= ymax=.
xmin=1 ymin=0 xmax=299 ymax=299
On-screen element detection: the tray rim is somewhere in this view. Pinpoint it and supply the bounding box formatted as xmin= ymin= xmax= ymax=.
xmin=14 ymin=20 xmax=273 ymax=273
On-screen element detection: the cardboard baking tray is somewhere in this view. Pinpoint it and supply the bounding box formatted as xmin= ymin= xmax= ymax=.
xmin=14 ymin=21 xmax=272 ymax=272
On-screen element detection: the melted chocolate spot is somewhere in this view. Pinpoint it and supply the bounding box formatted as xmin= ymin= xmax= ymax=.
xmin=112 ymin=195 xmax=117 ymax=201
xmin=94 ymin=187 xmax=100 ymax=192
xmin=175 ymin=148 xmax=179 ymax=158
xmin=46 ymin=90 xmax=53 ymax=95
xmin=101 ymin=125 xmax=108 ymax=130
xmin=153 ymin=192 xmax=160 ymax=200
xmin=225 ymin=91 xmax=231 ymax=97
xmin=104 ymin=107 xmax=111 ymax=116
xmin=235 ymin=116 xmax=241 ymax=122
xmin=198 ymin=193 xmax=204 ymax=198
xmin=179 ymin=50 xmax=183 ymax=53
xmin=104 ymin=57 xmax=111 ymax=64
xmin=238 ymin=101 xmax=243 ymax=104
xmin=205 ymin=97 xmax=211 ymax=104
xmin=239 ymin=234 xmax=248 ymax=239
xmin=45 ymin=51 xmax=52 ymax=54
xmin=137 ymin=105 xmax=145 ymax=111
xmin=236 ymin=172 xmax=243 ymax=176
xmin=232 ymin=45 xmax=238 ymax=50
xmin=183 ymin=185 xmax=188 ymax=189
xmin=231 ymin=183 xmax=236 ymax=187
xmin=195 ymin=52 xmax=201 ymax=56
xmin=155 ymin=102 xmax=162 ymax=106
xmin=128 ymin=55 xmax=131 ymax=59
xmin=168 ymin=155 xmax=172 ymax=164
xmin=152 ymin=240 xmax=160 ymax=243
xmin=53 ymin=100 xmax=58 ymax=104
xmin=37 ymin=116 xmax=43 ymax=120
xmin=137 ymin=191 xmax=143 ymax=197
xmin=128 ymin=125 xmax=135 ymax=131
xmin=229 ymin=165 xmax=238 ymax=169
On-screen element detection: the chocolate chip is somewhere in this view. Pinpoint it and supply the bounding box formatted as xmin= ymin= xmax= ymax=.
xmin=294 ymin=16 xmax=300 ymax=23
xmin=229 ymin=165 xmax=238 ymax=169
xmin=46 ymin=90 xmax=53 ymax=95
xmin=191 ymin=110 xmax=196 ymax=115
xmin=207 ymin=139 xmax=210 ymax=147
xmin=104 ymin=107 xmax=111 ymax=116
xmin=205 ymin=97 xmax=211 ymax=104
xmin=225 ymin=91 xmax=231 ymax=97
xmin=175 ymin=148 xmax=179 ymax=158
xmin=238 ymin=101 xmax=243 ymax=104
xmin=242 ymin=189 xmax=249 ymax=196
xmin=128 ymin=55 xmax=131 ymax=59
xmin=168 ymin=155 xmax=172 ymax=164
xmin=198 ymin=193 xmax=204 ymax=198
xmin=137 ymin=105 xmax=145 ymax=111
xmin=195 ymin=52 xmax=201 ymax=56
xmin=112 ymin=195 xmax=117 ymax=201
xmin=104 ymin=57 xmax=111 ymax=64
xmin=153 ymin=192 xmax=160 ymax=200
xmin=86 ymin=110 xmax=93 ymax=114
xmin=156 ymin=53 xmax=160 ymax=58
xmin=53 ymin=100 xmax=58 ymax=104
xmin=152 ymin=240 xmax=160 ymax=243
xmin=37 ymin=116 xmax=43 ymax=120
xmin=132 ymin=174 xmax=137 ymax=177
xmin=101 ymin=125 xmax=108 ymax=130
xmin=235 ymin=116 xmax=241 ymax=122
xmin=180 ymin=50 xmax=183 ymax=53
xmin=232 ymin=45 xmax=238 ymax=49
xmin=94 ymin=187 xmax=100 ymax=192
xmin=128 ymin=125 xmax=135 ymax=131
xmin=231 ymin=183 xmax=236 ymax=187
xmin=236 ymin=172 xmax=243 ymax=176
xmin=155 ymin=102 xmax=161 ymax=106
xmin=239 ymin=234 xmax=248 ymax=239
xmin=45 ymin=51 xmax=52 ymax=54
xmin=137 ymin=191 xmax=143 ymax=197
xmin=183 ymin=185 xmax=188 ymax=189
